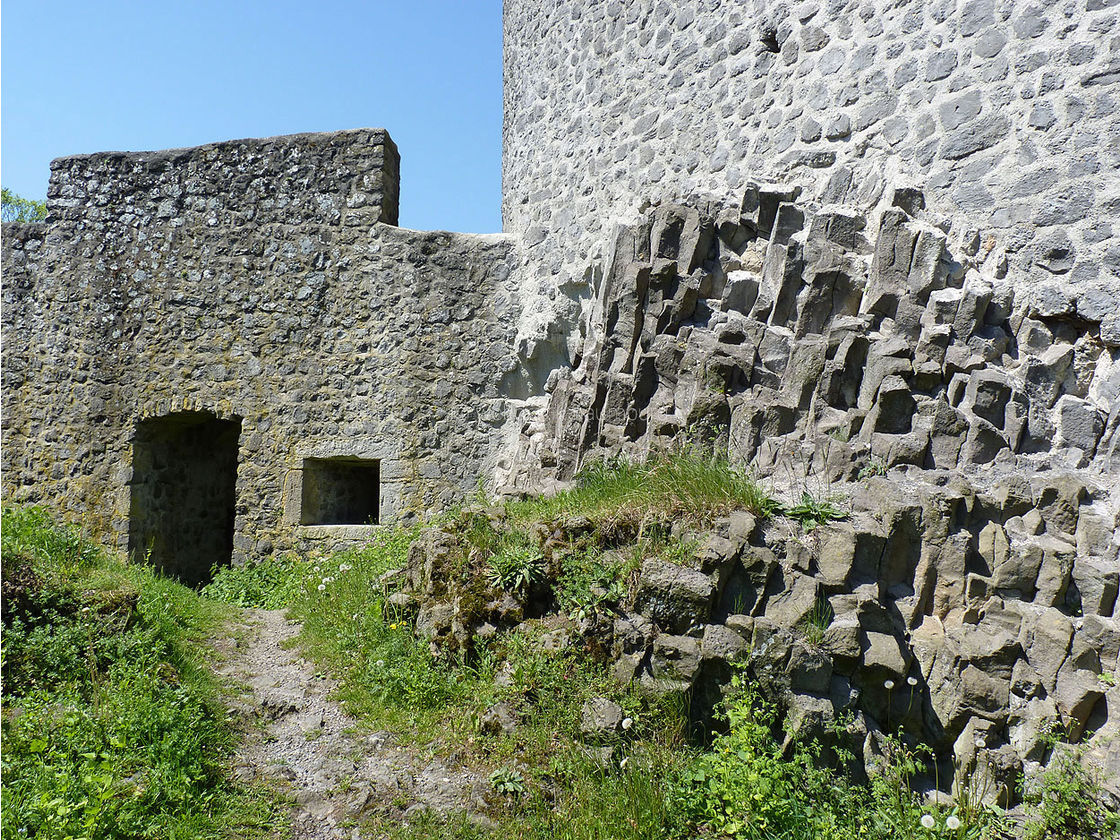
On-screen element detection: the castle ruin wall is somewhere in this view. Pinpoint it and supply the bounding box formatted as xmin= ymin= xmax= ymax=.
xmin=2 ymin=129 xmax=522 ymax=573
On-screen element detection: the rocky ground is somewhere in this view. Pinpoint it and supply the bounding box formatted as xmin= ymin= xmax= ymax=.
xmin=215 ymin=609 xmax=485 ymax=839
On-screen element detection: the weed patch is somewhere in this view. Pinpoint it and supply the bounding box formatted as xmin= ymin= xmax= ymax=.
xmin=202 ymin=555 xmax=307 ymax=608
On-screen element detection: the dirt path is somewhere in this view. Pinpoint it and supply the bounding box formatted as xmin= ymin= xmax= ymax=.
xmin=216 ymin=608 xmax=484 ymax=839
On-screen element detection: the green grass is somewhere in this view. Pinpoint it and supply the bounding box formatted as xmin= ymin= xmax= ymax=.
xmin=504 ymin=452 xmax=781 ymax=527
xmin=1 ymin=506 xmax=286 ymax=840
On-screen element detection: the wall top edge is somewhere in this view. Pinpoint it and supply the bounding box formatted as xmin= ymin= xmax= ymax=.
xmin=49 ymin=127 xmax=397 ymax=171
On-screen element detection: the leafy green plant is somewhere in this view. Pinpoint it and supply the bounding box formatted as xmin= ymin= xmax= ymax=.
xmin=1024 ymin=744 xmax=1120 ymax=840
xmin=489 ymin=767 xmax=527 ymax=798
xmin=858 ymin=457 xmax=888 ymax=481
xmin=672 ymin=675 xmax=863 ymax=839
xmin=485 ymin=543 xmax=545 ymax=596
xmin=785 ymin=492 xmax=849 ymax=531
xmin=555 ymin=548 xmax=627 ymax=619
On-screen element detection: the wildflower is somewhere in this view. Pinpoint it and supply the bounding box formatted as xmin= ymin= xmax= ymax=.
xmin=946 ymin=816 xmax=961 ymax=830
xmin=920 ymin=814 xmax=935 ymax=830
xmin=317 ymin=583 xmax=326 ymax=592
xmin=884 ymin=679 xmax=895 ymax=690
xmin=390 ymin=623 xmax=398 ymax=630
xmin=619 ymin=757 xmax=629 ymax=769
xmin=376 ymin=660 xmax=385 ymax=668
xmin=907 ymin=676 xmax=918 ymax=686
xmin=314 ymin=565 xmax=321 ymax=573
xmin=621 ymin=717 xmax=633 ymax=730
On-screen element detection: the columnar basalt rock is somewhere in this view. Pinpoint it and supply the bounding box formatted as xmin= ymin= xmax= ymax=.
xmin=495 ymin=186 xmax=1119 ymax=806
xmin=501 ymin=190 xmax=1119 ymax=489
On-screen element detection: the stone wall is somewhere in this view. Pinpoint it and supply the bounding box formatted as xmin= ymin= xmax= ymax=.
xmin=503 ymin=0 xmax=1120 ymax=360
xmin=2 ymin=129 xmax=522 ymax=570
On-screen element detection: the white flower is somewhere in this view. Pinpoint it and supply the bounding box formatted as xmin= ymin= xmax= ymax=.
xmin=317 ymin=583 xmax=326 ymax=592
xmin=946 ymin=816 xmax=961 ymax=830
xmin=884 ymin=680 xmax=895 ymax=690
xmin=920 ymin=814 xmax=935 ymax=829
xmin=907 ymin=676 xmax=918 ymax=686
xmin=313 ymin=565 xmax=320 ymax=573
xmin=621 ymin=717 xmax=633 ymax=730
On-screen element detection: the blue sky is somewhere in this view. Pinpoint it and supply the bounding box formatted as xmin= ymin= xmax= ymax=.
xmin=1 ymin=1 xmax=503 ymax=233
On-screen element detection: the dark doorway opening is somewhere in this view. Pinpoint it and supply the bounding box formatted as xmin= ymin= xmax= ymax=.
xmin=300 ymin=457 xmax=380 ymax=525
xmin=129 ymin=411 xmax=241 ymax=586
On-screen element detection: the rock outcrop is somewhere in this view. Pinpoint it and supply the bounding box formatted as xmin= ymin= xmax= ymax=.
xmin=487 ymin=187 xmax=1118 ymax=805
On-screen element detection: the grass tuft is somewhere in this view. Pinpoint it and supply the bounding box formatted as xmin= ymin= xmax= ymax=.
xmin=505 ymin=452 xmax=781 ymax=527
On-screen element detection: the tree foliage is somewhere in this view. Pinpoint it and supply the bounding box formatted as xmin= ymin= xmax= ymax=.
xmin=2 ymin=188 xmax=47 ymax=223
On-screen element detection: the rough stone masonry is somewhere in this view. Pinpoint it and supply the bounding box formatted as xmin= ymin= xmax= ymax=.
xmin=1 ymin=0 xmax=1118 ymax=809
xmin=2 ymin=130 xmax=524 ymax=575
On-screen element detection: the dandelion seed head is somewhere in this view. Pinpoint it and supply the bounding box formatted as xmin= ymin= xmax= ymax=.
xmin=907 ymin=676 xmax=918 ymax=686
xmin=884 ymin=679 xmax=895 ymax=690
xmin=920 ymin=814 xmax=935 ymax=829
xmin=317 ymin=583 xmax=326 ymax=592
xmin=621 ymin=717 xmax=633 ymax=730
xmin=946 ymin=816 xmax=961 ymax=830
